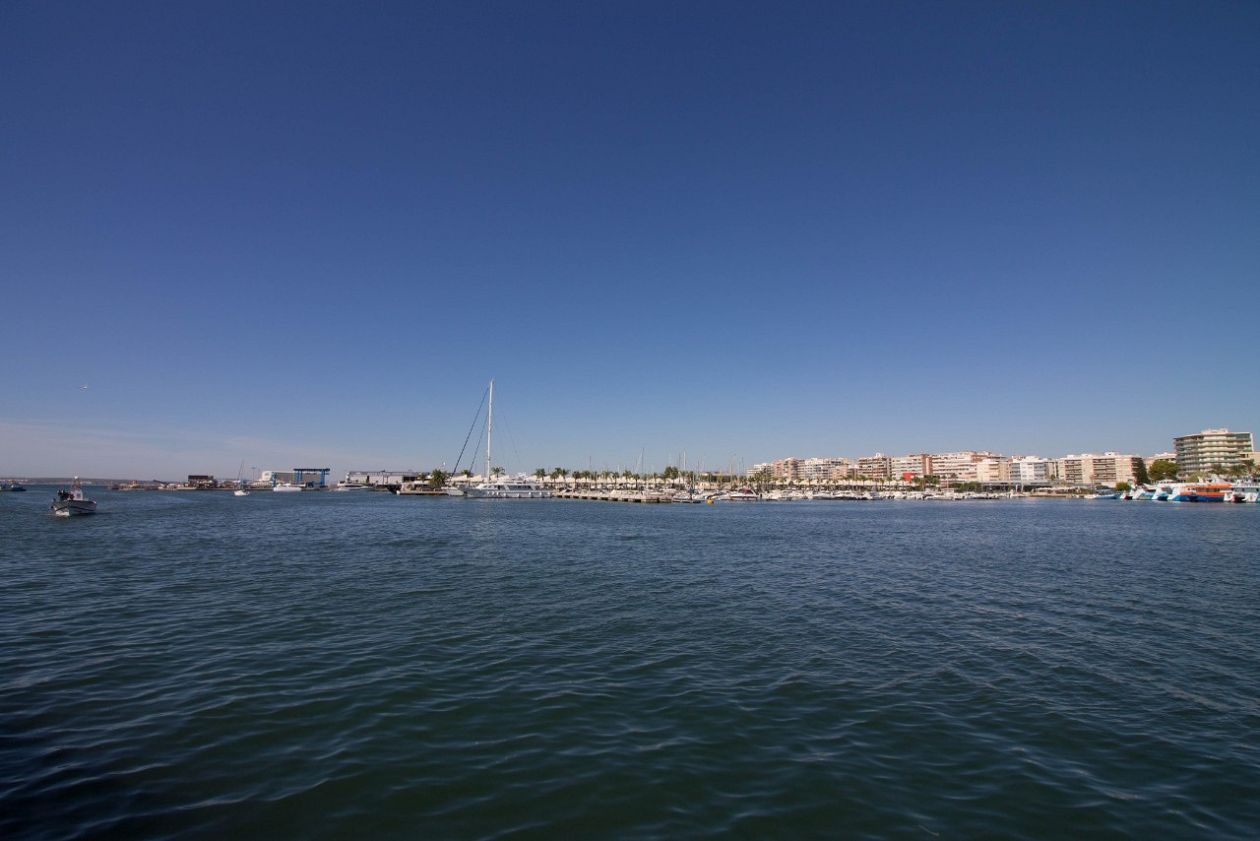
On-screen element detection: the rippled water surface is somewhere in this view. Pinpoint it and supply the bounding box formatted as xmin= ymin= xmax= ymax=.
xmin=2 ymin=489 xmax=1258 ymax=839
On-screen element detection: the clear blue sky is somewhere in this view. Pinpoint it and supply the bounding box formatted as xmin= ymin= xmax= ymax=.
xmin=2 ymin=1 xmax=1257 ymax=478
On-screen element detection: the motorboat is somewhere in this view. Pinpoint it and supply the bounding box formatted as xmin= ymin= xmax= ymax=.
xmin=272 ymin=483 xmax=304 ymax=493
xmin=233 ymin=488 xmax=250 ymax=496
xmin=51 ymin=479 xmax=96 ymax=516
xmin=721 ymin=487 xmax=760 ymax=501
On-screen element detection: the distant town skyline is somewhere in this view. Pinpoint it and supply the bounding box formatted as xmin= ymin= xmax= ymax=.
xmin=3 ymin=3 xmax=1258 ymax=478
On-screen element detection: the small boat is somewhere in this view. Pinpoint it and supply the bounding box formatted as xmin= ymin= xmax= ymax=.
xmin=7 ymin=482 xmax=27 ymax=492
xmin=51 ymin=478 xmax=97 ymax=516
xmin=720 ymin=487 xmax=760 ymax=501
xmin=233 ymin=488 xmax=250 ymax=496
xmin=272 ymin=483 xmax=303 ymax=493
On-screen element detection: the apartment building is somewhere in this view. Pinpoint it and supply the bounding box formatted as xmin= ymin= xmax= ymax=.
xmin=975 ymin=457 xmax=1011 ymax=483
xmin=1174 ymin=428 xmax=1255 ymax=476
xmin=928 ymin=451 xmax=1002 ymax=482
xmin=1056 ymin=453 xmax=1141 ymax=486
xmin=1009 ymin=456 xmax=1057 ymax=485
xmin=856 ymin=454 xmax=892 ymax=480
xmin=1058 ymin=455 xmax=1095 ymax=486
xmin=1090 ymin=453 xmax=1142 ymax=486
xmin=889 ymin=454 xmax=931 ymax=479
xmin=801 ymin=457 xmax=854 ymax=481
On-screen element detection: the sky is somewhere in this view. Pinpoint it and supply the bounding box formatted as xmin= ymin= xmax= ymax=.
xmin=2 ymin=1 xmax=1258 ymax=479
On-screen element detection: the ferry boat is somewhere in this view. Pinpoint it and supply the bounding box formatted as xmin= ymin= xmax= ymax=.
xmin=51 ymin=479 xmax=97 ymax=516
xmin=1167 ymin=482 xmax=1231 ymax=503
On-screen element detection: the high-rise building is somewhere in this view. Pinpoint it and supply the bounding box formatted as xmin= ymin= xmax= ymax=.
xmin=1174 ymin=429 xmax=1255 ymax=476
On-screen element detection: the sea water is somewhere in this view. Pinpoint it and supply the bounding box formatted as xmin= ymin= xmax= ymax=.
xmin=2 ymin=490 xmax=1257 ymax=838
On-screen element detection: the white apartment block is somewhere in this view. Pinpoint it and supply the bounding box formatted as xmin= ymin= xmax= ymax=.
xmin=1174 ymin=428 xmax=1255 ymax=476
xmin=1009 ymin=456 xmax=1057 ymax=484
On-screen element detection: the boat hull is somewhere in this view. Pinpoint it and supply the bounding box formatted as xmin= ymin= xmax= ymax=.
xmin=51 ymin=499 xmax=96 ymax=516
xmin=463 ymin=484 xmax=551 ymax=499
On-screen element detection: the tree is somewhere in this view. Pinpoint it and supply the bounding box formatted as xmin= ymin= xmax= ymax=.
xmin=751 ymin=468 xmax=773 ymax=489
xmin=662 ymin=466 xmax=680 ymax=481
xmin=1149 ymin=459 xmax=1178 ymax=482
xmin=491 ymin=466 xmax=504 ymax=477
xmin=428 ymin=469 xmax=448 ymax=489
xmin=1115 ymin=481 xmax=1131 ymax=492
xmin=534 ymin=468 xmax=546 ymax=479
xmin=1133 ymin=458 xmax=1150 ymax=486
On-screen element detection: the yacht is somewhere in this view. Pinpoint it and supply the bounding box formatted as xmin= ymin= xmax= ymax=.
xmin=720 ymin=487 xmax=760 ymax=501
xmin=461 ymin=380 xmax=552 ymax=500
xmin=51 ymin=479 xmax=96 ymax=516
xmin=464 ymin=480 xmax=551 ymax=499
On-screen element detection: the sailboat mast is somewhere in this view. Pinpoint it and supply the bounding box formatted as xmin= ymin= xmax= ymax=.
xmin=486 ymin=379 xmax=494 ymax=481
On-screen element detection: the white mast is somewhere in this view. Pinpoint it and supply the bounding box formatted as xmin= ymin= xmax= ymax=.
xmin=486 ymin=379 xmax=494 ymax=482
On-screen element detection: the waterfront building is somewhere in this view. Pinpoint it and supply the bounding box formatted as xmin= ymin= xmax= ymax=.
xmin=856 ymin=454 xmax=891 ymax=480
xmin=1057 ymin=455 xmax=1094 ymax=486
xmin=927 ymin=451 xmax=1001 ymax=482
xmin=1056 ymin=453 xmax=1141 ymax=487
xmin=187 ymin=474 xmax=216 ymax=489
xmin=1009 ymin=456 xmax=1057 ymax=485
xmin=889 ymin=454 xmax=931 ymax=479
xmin=801 ymin=457 xmax=854 ymax=481
xmin=1174 ymin=428 xmax=1255 ymax=476
xmin=1147 ymin=452 xmax=1177 ymax=466
xmin=1090 ymin=453 xmax=1142 ymax=486
xmin=974 ymin=457 xmax=1011 ymax=484
xmin=259 ymin=468 xmax=332 ymax=488
xmin=345 ymin=470 xmax=422 ymax=487
xmin=771 ymin=458 xmax=803 ymax=481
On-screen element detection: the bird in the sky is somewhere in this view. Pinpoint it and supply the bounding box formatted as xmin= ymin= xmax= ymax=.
xmin=80 ymin=384 xmax=89 ymax=390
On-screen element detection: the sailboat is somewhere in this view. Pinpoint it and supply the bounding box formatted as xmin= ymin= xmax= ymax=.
xmin=233 ymin=460 xmax=250 ymax=496
xmin=462 ymin=380 xmax=551 ymax=499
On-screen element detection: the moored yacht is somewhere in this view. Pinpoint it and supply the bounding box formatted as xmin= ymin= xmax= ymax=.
xmin=460 ymin=380 xmax=552 ymax=500
xmin=463 ymin=479 xmax=551 ymax=499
